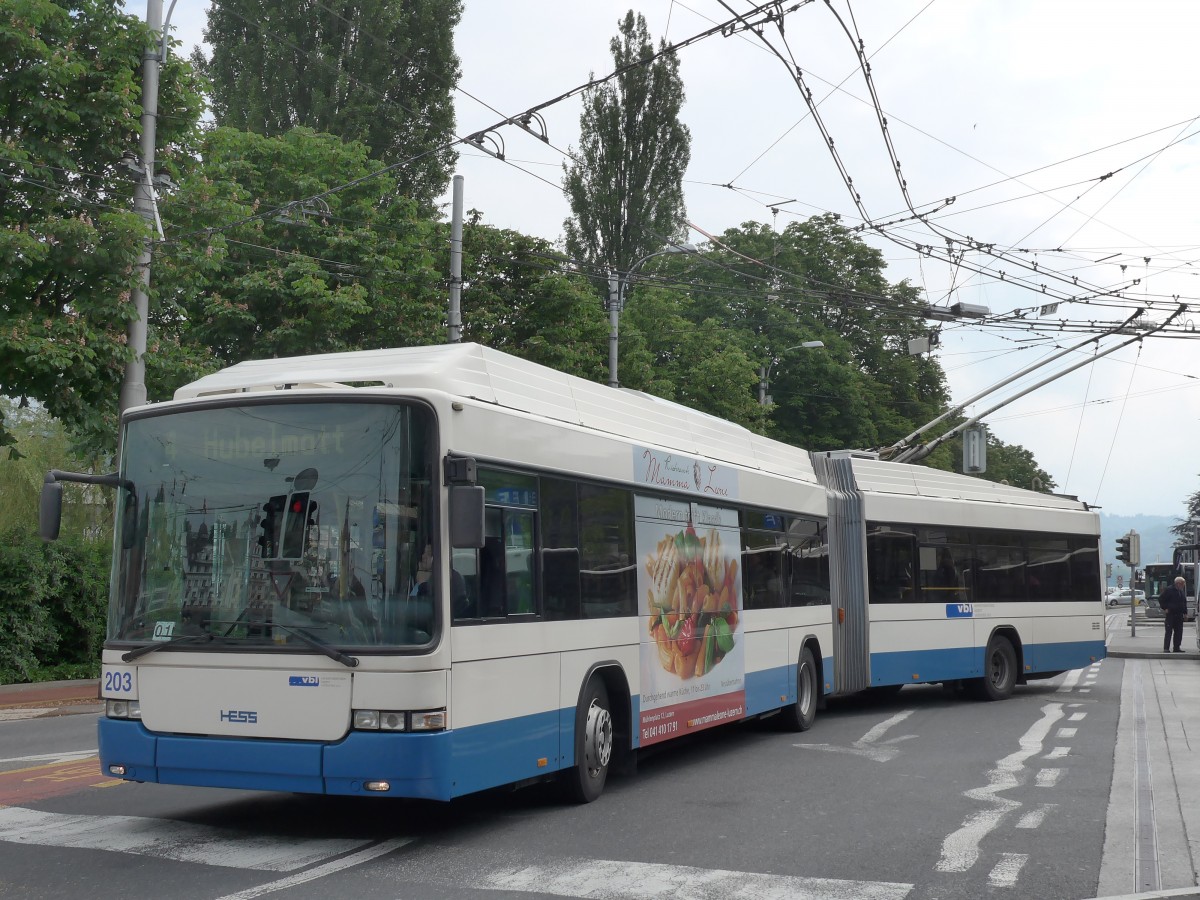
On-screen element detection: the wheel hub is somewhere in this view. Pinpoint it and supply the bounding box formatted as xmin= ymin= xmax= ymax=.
xmin=584 ymin=699 xmax=613 ymax=772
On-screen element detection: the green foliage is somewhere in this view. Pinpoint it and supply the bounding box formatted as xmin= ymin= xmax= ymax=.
xmin=196 ymin=0 xmax=462 ymax=209
xmin=453 ymin=223 xmax=610 ymax=378
xmin=0 ymin=0 xmax=207 ymax=454
xmin=564 ymin=10 xmax=691 ymax=276
xmin=0 ymin=403 xmax=110 ymax=683
xmin=0 ymin=398 xmax=112 ymax=536
xmin=0 ymin=526 xmax=107 ymax=684
xmin=154 ymin=127 xmax=444 ymax=384
xmin=1170 ymin=484 xmax=1200 ymax=545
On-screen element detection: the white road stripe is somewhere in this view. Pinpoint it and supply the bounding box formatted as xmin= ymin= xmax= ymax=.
xmin=935 ymin=702 xmax=1064 ymax=873
xmin=483 ymin=858 xmax=913 ymax=900
xmin=0 ymin=807 xmax=370 ymax=871
xmin=1044 ymin=746 xmax=1070 ymax=759
xmin=1016 ymin=804 xmax=1055 ymax=829
xmin=0 ymin=709 xmax=55 ymax=722
xmin=796 ymin=710 xmax=916 ymax=763
xmin=1036 ymin=768 xmax=1063 ymax=787
xmin=987 ymin=853 xmax=1028 ymax=887
xmin=1057 ymin=727 xmax=1078 ymax=738
xmin=0 ymin=749 xmax=97 ymax=766
xmin=1068 ymin=712 xmax=1087 ymax=722
xmin=1056 ymin=670 xmax=1083 ymax=693
xmin=213 ymin=838 xmax=411 ymax=899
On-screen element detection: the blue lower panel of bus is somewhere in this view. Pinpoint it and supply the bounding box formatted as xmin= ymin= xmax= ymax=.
xmin=868 ymin=639 xmax=1106 ymax=687
xmin=99 ymin=709 xmax=561 ymax=801
xmin=743 ymin=656 xmax=835 ymax=716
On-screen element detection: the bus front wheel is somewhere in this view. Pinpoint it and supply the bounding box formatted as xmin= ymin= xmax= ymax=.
xmin=562 ymin=678 xmax=613 ymax=803
xmin=780 ymin=646 xmax=818 ymax=731
xmin=973 ymin=635 xmax=1017 ymax=701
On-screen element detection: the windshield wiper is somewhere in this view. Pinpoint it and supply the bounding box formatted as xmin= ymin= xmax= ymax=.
xmin=121 ymin=631 xmax=215 ymax=662
xmin=271 ymin=623 xmax=359 ymax=668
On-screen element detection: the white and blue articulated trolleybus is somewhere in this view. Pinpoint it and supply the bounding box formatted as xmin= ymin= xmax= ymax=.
xmin=41 ymin=343 xmax=1106 ymax=802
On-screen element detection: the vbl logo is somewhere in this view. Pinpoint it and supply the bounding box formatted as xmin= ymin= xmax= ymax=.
xmin=220 ymin=709 xmax=258 ymax=724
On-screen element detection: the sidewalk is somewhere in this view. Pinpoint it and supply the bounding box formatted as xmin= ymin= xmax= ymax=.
xmin=1098 ymin=612 xmax=1200 ymax=900
xmin=0 ymin=679 xmax=100 ymax=718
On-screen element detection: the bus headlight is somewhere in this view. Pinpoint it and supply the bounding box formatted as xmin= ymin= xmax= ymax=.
xmin=353 ymin=709 xmax=380 ymax=730
xmin=352 ymin=709 xmax=442 ymax=731
xmin=106 ymin=700 xmax=141 ymax=719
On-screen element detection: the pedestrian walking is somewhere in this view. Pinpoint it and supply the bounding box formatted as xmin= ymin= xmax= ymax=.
xmin=1159 ymin=575 xmax=1188 ymax=653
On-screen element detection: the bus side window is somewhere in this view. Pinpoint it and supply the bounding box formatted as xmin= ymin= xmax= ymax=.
xmin=479 ymin=507 xmax=507 ymax=617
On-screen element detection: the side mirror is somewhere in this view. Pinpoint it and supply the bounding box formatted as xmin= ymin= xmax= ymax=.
xmin=449 ymin=486 xmax=485 ymax=549
xmin=39 ymin=474 xmax=63 ymax=541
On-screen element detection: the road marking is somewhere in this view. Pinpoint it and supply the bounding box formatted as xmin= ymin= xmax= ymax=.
xmin=1057 ymin=727 xmax=1078 ymax=738
xmin=213 ymin=838 xmax=412 ymax=899
xmin=1036 ymin=768 xmax=1063 ymax=787
xmin=0 ymin=708 xmax=55 ymax=722
xmin=480 ymin=857 xmax=913 ymax=899
xmin=935 ymin=702 xmax=1064 ymax=873
xmin=0 ymin=749 xmax=98 ymax=767
xmin=1045 ymin=746 xmax=1070 ymax=759
xmin=796 ymin=710 xmax=916 ymax=762
xmin=1068 ymin=712 xmax=1087 ymax=722
xmin=1016 ymin=804 xmax=1055 ymax=829
xmin=987 ymin=853 xmax=1028 ymax=887
xmin=0 ymin=807 xmax=372 ymax=871
xmin=1056 ymin=670 xmax=1084 ymax=692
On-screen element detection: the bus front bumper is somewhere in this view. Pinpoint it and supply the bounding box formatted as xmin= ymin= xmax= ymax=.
xmin=98 ymin=718 xmax=455 ymax=800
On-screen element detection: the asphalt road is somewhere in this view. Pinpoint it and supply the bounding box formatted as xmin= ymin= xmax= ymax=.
xmin=0 ymin=658 xmax=1119 ymax=900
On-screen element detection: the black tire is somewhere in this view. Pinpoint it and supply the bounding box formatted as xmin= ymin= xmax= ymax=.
xmin=972 ymin=635 xmax=1017 ymax=701
xmin=561 ymin=678 xmax=613 ymax=803
xmin=780 ymin=646 xmax=818 ymax=731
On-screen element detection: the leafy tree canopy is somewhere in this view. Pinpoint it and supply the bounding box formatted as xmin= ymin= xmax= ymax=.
xmin=196 ymin=0 xmax=462 ymax=210
xmin=564 ymin=10 xmax=691 ymax=279
xmin=1 ymin=0 xmax=205 ymax=453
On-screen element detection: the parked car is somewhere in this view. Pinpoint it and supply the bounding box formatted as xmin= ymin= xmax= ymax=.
xmin=1108 ymin=589 xmax=1146 ymax=607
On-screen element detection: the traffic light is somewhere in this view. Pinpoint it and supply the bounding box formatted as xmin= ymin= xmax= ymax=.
xmin=281 ymin=492 xmax=317 ymax=558
xmin=1115 ymin=534 xmax=1131 ymax=566
xmin=259 ymin=496 xmax=285 ymax=559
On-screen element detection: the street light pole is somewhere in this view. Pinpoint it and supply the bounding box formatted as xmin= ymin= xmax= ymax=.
xmin=607 ymin=242 xmax=697 ymax=388
xmin=118 ymin=0 xmax=164 ymax=419
xmin=758 ymin=342 xmax=825 ymax=406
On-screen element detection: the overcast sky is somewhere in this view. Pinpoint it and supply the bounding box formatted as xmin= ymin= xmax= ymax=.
xmin=160 ymin=0 xmax=1200 ymax=519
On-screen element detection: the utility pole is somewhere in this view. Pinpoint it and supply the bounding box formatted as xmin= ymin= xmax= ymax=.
xmin=118 ymin=0 xmax=163 ymax=418
xmin=448 ymin=174 xmax=464 ymax=343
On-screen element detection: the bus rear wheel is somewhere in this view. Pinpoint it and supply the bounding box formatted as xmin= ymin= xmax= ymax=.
xmin=561 ymin=678 xmax=613 ymax=803
xmin=973 ymin=635 xmax=1017 ymax=701
xmin=780 ymin=646 xmax=817 ymax=732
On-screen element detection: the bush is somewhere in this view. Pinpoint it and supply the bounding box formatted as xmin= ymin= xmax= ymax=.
xmin=0 ymin=526 xmax=108 ymax=684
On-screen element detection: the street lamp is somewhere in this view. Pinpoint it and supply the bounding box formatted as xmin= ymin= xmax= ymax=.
xmin=758 ymin=342 xmax=825 ymax=406
xmin=607 ymin=242 xmax=698 ymax=388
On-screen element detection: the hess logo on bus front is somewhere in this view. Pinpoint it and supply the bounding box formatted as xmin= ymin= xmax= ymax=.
xmin=220 ymin=709 xmax=259 ymax=724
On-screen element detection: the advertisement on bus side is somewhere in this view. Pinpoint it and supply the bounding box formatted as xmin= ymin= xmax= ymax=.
xmin=636 ymin=495 xmax=744 ymax=746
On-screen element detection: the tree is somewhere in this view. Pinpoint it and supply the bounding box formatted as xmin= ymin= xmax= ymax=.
xmin=452 ymin=220 xmax=610 ymax=377
xmin=196 ymin=0 xmax=461 ymax=210
xmin=0 ymin=0 xmax=205 ymax=453
xmin=563 ymin=10 xmax=691 ymax=282
xmin=154 ymin=126 xmax=445 ymax=382
xmin=1171 ymin=485 xmax=1200 ymax=546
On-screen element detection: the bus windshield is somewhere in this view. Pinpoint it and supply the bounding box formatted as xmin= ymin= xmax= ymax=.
xmin=110 ymin=400 xmax=437 ymax=651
